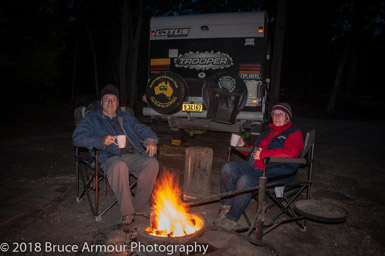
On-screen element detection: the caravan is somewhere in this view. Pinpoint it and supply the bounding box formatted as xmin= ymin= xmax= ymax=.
xmin=143 ymin=12 xmax=271 ymax=143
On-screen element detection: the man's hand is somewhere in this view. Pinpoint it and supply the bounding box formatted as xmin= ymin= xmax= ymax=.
xmin=145 ymin=140 xmax=157 ymax=157
xmin=104 ymin=135 xmax=117 ymax=146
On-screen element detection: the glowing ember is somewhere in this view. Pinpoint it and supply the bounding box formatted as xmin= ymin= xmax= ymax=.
xmin=145 ymin=171 xmax=203 ymax=237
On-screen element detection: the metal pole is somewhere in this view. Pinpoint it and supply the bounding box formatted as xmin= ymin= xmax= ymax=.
xmin=255 ymin=176 xmax=267 ymax=240
xmin=227 ymin=146 xmax=232 ymax=162
xmin=181 ymin=182 xmax=281 ymax=206
xmin=181 ymin=185 xmax=261 ymax=206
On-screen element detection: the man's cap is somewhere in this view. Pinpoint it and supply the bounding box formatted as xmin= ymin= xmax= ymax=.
xmin=272 ymin=102 xmax=292 ymax=119
xmin=101 ymin=84 xmax=119 ymax=99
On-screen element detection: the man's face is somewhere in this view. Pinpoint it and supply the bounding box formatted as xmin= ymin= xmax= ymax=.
xmin=271 ymin=109 xmax=289 ymax=127
xmin=101 ymin=94 xmax=118 ymax=117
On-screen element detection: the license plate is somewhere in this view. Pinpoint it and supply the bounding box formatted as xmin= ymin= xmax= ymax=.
xmin=182 ymin=103 xmax=203 ymax=112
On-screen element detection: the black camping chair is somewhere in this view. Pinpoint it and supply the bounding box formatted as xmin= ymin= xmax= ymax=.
xmin=74 ymin=104 xmax=137 ymax=221
xmin=227 ymin=129 xmax=315 ymax=235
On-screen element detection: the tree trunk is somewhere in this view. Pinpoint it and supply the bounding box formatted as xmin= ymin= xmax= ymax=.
xmin=346 ymin=30 xmax=360 ymax=105
xmin=84 ymin=19 xmax=99 ymax=98
xmin=270 ymin=0 xmax=287 ymax=110
xmin=129 ymin=0 xmax=144 ymax=110
xmin=119 ymin=0 xmax=130 ymax=105
xmin=71 ymin=37 xmax=78 ymax=103
xmin=327 ymin=40 xmax=350 ymax=114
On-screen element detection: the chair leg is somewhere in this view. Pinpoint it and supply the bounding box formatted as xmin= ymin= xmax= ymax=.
xmin=265 ymin=185 xmax=308 ymax=232
xmin=79 ymin=164 xmax=96 ymax=216
xmin=76 ymin=147 xmax=81 ymax=202
xmin=254 ymin=177 xmax=267 ymax=240
xmin=96 ymin=200 xmax=118 ymax=221
xmin=243 ymin=211 xmax=252 ymax=226
xmin=95 ymin=151 xmax=100 ymax=218
xmin=76 ymin=149 xmax=139 ymax=221
xmin=227 ymin=146 xmax=232 ymax=162
xmin=76 ymin=171 xmax=82 ymax=202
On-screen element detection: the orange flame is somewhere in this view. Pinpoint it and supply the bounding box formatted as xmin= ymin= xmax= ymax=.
xmin=145 ymin=171 xmax=203 ymax=237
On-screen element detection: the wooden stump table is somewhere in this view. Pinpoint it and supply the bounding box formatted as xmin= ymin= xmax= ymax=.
xmin=183 ymin=147 xmax=213 ymax=197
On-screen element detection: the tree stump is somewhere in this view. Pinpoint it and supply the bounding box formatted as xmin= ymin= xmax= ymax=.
xmin=183 ymin=147 xmax=213 ymax=197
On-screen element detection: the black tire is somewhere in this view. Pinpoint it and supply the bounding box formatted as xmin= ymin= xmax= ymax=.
xmin=146 ymin=71 xmax=187 ymax=115
xmin=202 ymin=72 xmax=247 ymax=124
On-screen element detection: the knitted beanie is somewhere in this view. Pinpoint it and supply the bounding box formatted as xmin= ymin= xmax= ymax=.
xmin=272 ymin=102 xmax=292 ymax=119
xmin=101 ymin=84 xmax=119 ymax=99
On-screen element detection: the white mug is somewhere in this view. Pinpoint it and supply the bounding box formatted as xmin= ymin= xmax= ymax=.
xmin=230 ymin=134 xmax=241 ymax=147
xmin=114 ymin=135 xmax=127 ymax=148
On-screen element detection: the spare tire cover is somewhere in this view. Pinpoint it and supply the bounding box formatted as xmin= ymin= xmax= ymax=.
xmin=146 ymin=71 xmax=187 ymax=115
xmin=203 ymin=72 xmax=247 ymax=124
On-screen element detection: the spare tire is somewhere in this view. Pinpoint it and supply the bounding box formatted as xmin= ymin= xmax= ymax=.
xmin=202 ymin=72 xmax=247 ymax=124
xmin=146 ymin=71 xmax=187 ymax=115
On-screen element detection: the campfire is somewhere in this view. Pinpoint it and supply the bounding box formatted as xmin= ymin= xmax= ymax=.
xmin=144 ymin=171 xmax=204 ymax=238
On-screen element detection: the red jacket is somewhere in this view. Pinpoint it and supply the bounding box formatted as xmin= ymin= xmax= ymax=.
xmin=240 ymin=121 xmax=304 ymax=170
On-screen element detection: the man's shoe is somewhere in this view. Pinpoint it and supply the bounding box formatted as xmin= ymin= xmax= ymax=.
xmin=214 ymin=204 xmax=231 ymax=225
xmin=215 ymin=216 xmax=240 ymax=230
xmin=120 ymin=215 xmax=134 ymax=227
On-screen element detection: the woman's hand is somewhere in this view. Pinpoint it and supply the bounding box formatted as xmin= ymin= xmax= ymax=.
xmin=253 ymin=148 xmax=262 ymax=160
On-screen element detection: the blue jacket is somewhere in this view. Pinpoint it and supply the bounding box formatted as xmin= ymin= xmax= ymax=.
xmin=72 ymin=108 xmax=158 ymax=164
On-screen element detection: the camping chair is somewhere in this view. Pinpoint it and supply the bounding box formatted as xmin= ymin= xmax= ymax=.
xmin=228 ymin=129 xmax=315 ymax=235
xmin=74 ymin=104 xmax=137 ymax=221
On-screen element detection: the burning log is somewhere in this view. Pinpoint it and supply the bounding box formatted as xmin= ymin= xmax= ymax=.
xmin=139 ymin=171 xmax=205 ymax=255
xmin=143 ymin=171 xmax=204 ymax=237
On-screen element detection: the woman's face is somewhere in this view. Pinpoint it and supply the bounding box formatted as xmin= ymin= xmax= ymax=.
xmin=271 ymin=109 xmax=289 ymax=127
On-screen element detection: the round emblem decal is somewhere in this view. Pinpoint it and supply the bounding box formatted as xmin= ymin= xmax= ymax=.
xmin=218 ymin=75 xmax=236 ymax=92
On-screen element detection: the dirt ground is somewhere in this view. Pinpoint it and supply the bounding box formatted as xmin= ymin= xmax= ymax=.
xmin=0 ymin=104 xmax=384 ymax=256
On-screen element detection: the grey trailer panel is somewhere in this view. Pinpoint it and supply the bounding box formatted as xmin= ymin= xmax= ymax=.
xmin=150 ymin=12 xmax=266 ymax=39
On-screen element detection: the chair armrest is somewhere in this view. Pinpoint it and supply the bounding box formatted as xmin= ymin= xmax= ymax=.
xmin=234 ymin=146 xmax=252 ymax=152
xmin=265 ymin=157 xmax=307 ymax=165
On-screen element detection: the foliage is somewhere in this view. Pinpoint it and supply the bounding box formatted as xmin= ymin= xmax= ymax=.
xmin=1 ymin=0 xmax=384 ymax=116
xmin=1 ymin=0 xmax=67 ymax=100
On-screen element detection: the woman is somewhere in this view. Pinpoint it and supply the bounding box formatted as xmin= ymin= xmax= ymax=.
xmin=216 ymin=102 xmax=304 ymax=230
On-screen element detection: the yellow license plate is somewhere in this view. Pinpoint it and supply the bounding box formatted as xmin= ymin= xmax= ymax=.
xmin=182 ymin=103 xmax=203 ymax=112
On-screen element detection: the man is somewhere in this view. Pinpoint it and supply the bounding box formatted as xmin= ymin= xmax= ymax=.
xmin=216 ymin=102 xmax=304 ymax=230
xmin=73 ymin=84 xmax=159 ymax=226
